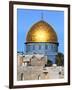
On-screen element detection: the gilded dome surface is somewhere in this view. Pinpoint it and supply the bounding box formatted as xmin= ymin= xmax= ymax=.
xmin=26 ymin=20 xmax=58 ymax=43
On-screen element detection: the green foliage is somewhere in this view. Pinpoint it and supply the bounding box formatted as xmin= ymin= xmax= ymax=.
xmin=55 ymin=52 xmax=64 ymax=66
xmin=47 ymin=59 xmax=52 ymax=66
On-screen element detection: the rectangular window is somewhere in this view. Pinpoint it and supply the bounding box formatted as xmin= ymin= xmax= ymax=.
xmin=33 ymin=45 xmax=35 ymax=50
xmin=39 ymin=45 xmax=41 ymax=50
xmin=45 ymin=45 xmax=48 ymax=49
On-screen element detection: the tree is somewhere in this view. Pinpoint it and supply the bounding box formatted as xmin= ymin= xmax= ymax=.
xmin=46 ymin=59 xmax=52 ymax=66
xmin=55 ymin=52 xmax=64 ymax=66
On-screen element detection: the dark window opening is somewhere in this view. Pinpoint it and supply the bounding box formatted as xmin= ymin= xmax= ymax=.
xmin=45 ymin=45 xmax=48 ymax=49
xmin=21 ymin=73 xmax=23 ymax=80
xmin=33 ymin=45 xmax=35 ymax=50
xmin=39 ymin=45 xmax=41 ymax=50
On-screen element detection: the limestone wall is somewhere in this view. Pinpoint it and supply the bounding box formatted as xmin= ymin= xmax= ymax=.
xmin=17 ymin=53 xmax=64 ymax=81
xmin=17 ymin=66 xmax=64 ymax=81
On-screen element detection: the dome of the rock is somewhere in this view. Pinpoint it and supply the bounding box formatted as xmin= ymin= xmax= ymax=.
xmin=25 ymin=20 xmax=59 ymax=64
xmin=26 ymin=20 xmax=58 ymax=43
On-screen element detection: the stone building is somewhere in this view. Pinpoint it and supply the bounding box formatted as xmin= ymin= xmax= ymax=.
xmin=17 ymin=53 xmax=64 ymax=80
xmin=17 ymin=53 xmax=47 ymax=67
xmin=17 ymin=53 xmax=48 ymax=80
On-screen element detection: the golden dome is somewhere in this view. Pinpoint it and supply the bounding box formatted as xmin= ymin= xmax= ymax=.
xmin=26 ymin=20 xmax=58 ymax=43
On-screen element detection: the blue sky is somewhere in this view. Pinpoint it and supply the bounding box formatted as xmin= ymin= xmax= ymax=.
xmin=17 ymin=9 xmax=64 ymax=54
